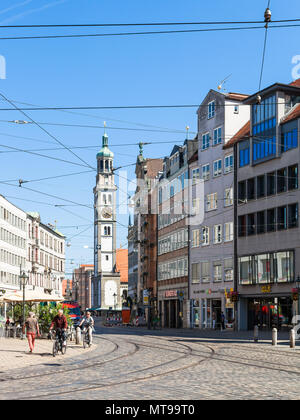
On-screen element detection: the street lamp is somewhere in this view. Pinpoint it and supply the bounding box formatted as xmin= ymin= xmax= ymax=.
xmin=20 ymin=270 xmax=29 ymax=340
xmin=113 ymin=293 xmax=117 ymax=311
xmin=296 ymin=275 xmax=300 ymax=316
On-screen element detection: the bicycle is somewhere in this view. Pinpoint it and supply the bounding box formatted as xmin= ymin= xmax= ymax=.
xmin=51 ymin=328 xmax=67 ymax=357
xmin=82 ymin=326 xmax=92 ymax=349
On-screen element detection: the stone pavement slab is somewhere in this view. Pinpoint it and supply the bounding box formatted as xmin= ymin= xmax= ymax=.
xmin=0 ymin=337 xmax=95 ymax=372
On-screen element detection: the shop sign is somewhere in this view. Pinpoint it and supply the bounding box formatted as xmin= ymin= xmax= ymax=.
xmin=261 ymin=285 xmax=272 ymax=293
xmin=292 ymin=288 xmax=299 ymax=301
xmin=165 ymin=290 xmax=177 ymax=298
xmin=143 ymin=289 xmax=150 ymax=305
xmin=177 ymin=290 xmax=184 ymax=301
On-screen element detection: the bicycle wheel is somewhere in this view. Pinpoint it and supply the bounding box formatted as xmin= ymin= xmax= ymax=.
xmin=61 ymin=344 xmax=67 ymax=355
xmin=52 ymin=341 xmax=58 ymax=357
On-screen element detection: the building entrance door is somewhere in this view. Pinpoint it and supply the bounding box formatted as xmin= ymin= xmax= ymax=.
xmin=164 ymin=300 xmax=169 ymax=328
xmin=170 ymin=299 xmax=177 ymax=328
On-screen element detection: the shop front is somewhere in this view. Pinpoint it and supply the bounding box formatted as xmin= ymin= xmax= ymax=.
xmin=158 ymin=288 xmax=188 ymax=328
xmin=247 ymin=296 xmax=293 ymax=330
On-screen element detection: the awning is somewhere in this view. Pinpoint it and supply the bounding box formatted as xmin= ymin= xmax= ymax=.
xmin=0 ymin=290 xmax=63 ymax=303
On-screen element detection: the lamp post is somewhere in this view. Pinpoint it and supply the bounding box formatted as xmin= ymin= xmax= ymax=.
xmin=113 ymin=293 xmax=117 ymax=311
xmin=20 ymin=270 xmax=29 ymax=340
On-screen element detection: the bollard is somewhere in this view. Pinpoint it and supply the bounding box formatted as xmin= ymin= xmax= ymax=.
xmin=272 ymin=328 xmax=277 ymax=346
xmin=254 ymin=325 xmax=259 ymax=342
xmin=76 ymin=326 xmax=81 ymax=345
xmin=290 ymin=328 xmax=295 ymax=349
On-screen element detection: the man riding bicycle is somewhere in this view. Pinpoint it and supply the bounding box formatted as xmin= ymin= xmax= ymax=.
xmin=79 ymin=311 xmax=94 ymax=344
xmin=50 ymin=309 xmax=68 ymax=347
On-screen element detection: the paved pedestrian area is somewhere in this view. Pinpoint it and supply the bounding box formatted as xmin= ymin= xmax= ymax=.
xmin=0 ymin=324 xmax=300 ymax=400
xmin=0 ymin=336 xmax=95 ymax=372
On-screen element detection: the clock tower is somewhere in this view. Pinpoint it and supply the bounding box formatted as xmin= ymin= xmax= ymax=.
xmin=93 ymin=127 xmax=121 ymax=310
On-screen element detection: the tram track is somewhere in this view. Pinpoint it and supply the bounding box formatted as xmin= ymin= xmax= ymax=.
xmin=2 ymin=337 xmax=216 ymax=400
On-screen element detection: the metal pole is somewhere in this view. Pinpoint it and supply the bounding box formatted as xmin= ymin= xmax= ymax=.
xmin=233 ymin=143 xmax=238 ymax=331
xmin=22 ymin=280 xmax=25 ymax=340
xmin=290 ymin=328 xmax=295 ymax=348
xmin=254 ymin=325 xmax=259 ymax=342
xmin=272 ymin=328 xmax=277 ymax=346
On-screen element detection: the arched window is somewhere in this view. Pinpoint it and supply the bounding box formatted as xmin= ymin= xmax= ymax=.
xmin=99 ymin=160 xmax=103 ymax=172
xmin=108 ymin=194 xmax=112 ymax=204
xmin=105 ymin=160 xmax=109 ymax=170
xmin=104 ymin=226 xmax=107 ymax=236
xmin=103 ymin=194 xmax=107 ymax=204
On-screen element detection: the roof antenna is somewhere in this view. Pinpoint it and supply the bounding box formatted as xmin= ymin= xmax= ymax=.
xmin=217 ymin=74 xmax=232 ymax=92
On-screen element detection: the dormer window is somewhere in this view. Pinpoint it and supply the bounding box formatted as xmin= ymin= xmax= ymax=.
xmin=208 ymin=101 xmax=215 ymax=119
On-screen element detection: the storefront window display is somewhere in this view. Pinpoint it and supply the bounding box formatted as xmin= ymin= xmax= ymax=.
xmin=248 ymin=297 xmax=293 ymax=330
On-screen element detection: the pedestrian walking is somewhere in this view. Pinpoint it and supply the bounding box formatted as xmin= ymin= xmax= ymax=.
xmin=23 ymin=312 xmax=40 ymax=353
xmin=212 ymin=312 xmax=216 ymax=330
xmin=221 ymin=312 xmax=225 ymax=330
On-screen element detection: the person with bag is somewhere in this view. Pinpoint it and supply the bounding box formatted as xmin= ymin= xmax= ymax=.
xmin=23 ymin=312 xmax=40 ymax=353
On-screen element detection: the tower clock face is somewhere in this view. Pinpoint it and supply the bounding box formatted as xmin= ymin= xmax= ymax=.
xmin=102 ymin=207 xmax=112 ymax=219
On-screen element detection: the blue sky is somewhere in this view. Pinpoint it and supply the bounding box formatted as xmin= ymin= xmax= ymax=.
xmin=0 ymin=0 xmax=299 ymax=277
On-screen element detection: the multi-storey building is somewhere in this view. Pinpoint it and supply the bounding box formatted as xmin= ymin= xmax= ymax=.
xmin=72 ymin=264 xmax=93 ymax=311
xmin=157 ymin=139 xmax=197 ymax=328
xmin=127 ymin=215 xmax=138 ymax=304
xmin=26 ymin=212 xmax=65 ymax=298
xmin=189 ymin=89 xmax=249 ymax=329
xmin=0 ymin=196 xmax=65 ymax=318
xmin=116 ymin=248 xmax=128 ymax=304
xmin=232 ymin=78 xmax=300 ymax=331
xmin=133 ymin=144 xmax=163 ymax=323
xmin=0 ymin=195 xmax=27 ymax=316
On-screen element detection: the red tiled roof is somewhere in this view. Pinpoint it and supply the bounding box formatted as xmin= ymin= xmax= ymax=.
xmin=225 ymin=92 xmax=249 ymax=101
xmin=224 ymin=121 xmax=250 ymax=149
xmin=290 ymin=78 xmax=300 ymax=87
xmin=281 ymin=103 xmax=300 ymax=124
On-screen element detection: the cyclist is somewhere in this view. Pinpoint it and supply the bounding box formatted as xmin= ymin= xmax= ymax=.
xmin=79 ymin=311 xmax=94 ymax=344
xmin=50 ymin=309 xmax=68 ymax=347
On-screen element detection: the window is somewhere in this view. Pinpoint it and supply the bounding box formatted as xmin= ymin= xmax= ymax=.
xmin=238 ymin=181 xmax=246 ymax=202
xmin=277 ymin=168 xmax=287 ymax=193
xmin=247 ymin=213 xmax=256 ymax=236
xmin=239 ymin=141 xmax=250 ymax=167
xmin=257 ymin=211 xmax=265 ymax=234
xmin=202 ymin=164 xmax=210 ymax=181
xmin=239 ymin=256 xmax=252 ymax=285
xmin=213 ymin=127 xmax=222 ymax=145
xmin=257 ymin=175 xmax=265 ymax=198
xmin=201 ymin=226 xmax=209 ymax=246
xmin=274 ymin=251 xmax=294 ymax=283
xmin=213 ymin=160 xmax=222 ymax=177
xmin=192 ymin=229 xmax=200 ymax=247
xmin=238 ymin=215 xmax=246 ymax=237
xmin=208 ymin=101 xmax=215 ymax=119
xmin=213 ymin=261 xmax=222 ymax=282
xmin=202 ymin=133 xmax=210 ymax=150
xmin=192 ymin=168 xmax=200 ymax=184
xmin=234 ymin=105 xmax=239 ymax=114
xmin=213 ymin=225 xmax=222 ymax=244
xmin=224 ymin=222 xmax=233 ymax=242
xmin=192 ymin=263 xmax=200 ymax=284
xmin=288 ymin=203 xmax=298 ymax=228
xmin=224 ymin=258 xmax=233 ymax=281
xmin=224 ymin=188 xmax=233 ymax=207
xmin=201 ymin=261 xmax=210 ymax=283
xmin=288 ymin=164 xmax=298 ymax=191
xmin=281 ymin=128 xmax=298 ymax=152
xmin=267 ymin=208 xmax=276 ymax=232
xmin=224 ymin=154 xmax=233 ymax=173
xmin=277 ymin=206 xmax=287 ymax=230
xmin=255 ymin=253 xmax=271 ymax=284
xmin=247 ymin=178 xmax=255 ymax=200
xmin=267 ymin=171 xmax=276 ymax=195
xmin=206 ymin=193 xmax=217 ymax=211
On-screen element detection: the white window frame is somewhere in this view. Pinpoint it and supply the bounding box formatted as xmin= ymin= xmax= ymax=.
xmin=208 ymin=101 xmax=215 ymax=119
xmin=213 ymin=127 xmax=222 ymax=145
xmin=202 ymin=132 xmax=210 ymax=150
xmin=224 ymin=187 xmax=233 ymax=207
xmin=213 ymin=159 xmax=222 ymax=177
xmin=224 ymin=222 xmax=234 ymax=242
xmin=201 ymin=226 xmax=209 ymax=246
xmin=202 ymin=164 xmax=210 ymax=181
xmin=214 ymin=224 xmax=222 ymax=244
xmin=206 ymin=193 xmax=217 ymax=212
xmin=224 ymin=154 xmax=234 ymax=174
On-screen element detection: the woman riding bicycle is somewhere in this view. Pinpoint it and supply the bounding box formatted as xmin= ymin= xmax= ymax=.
xmin=79 ymin=311 xmax=94 ymax=344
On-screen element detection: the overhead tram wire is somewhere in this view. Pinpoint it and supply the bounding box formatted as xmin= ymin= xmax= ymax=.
xmin=0 ymin=91 xmax=96 ymax=171
xmin=1 ymin=18 xmax=300 ymax=29
xmin=0 ymin=23 xmax=298 ymax=41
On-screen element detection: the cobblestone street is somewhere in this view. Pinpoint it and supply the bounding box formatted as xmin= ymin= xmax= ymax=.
xmin=0 ymin=322 xmax=300 ymax=400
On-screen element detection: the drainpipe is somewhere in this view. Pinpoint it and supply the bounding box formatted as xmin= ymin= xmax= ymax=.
xmin=234 ymin=142 xmax=238 ymax=331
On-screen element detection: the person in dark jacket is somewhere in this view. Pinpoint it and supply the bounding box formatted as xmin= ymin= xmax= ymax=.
xmin=50 ymin=309 xmax=68 ymax=346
